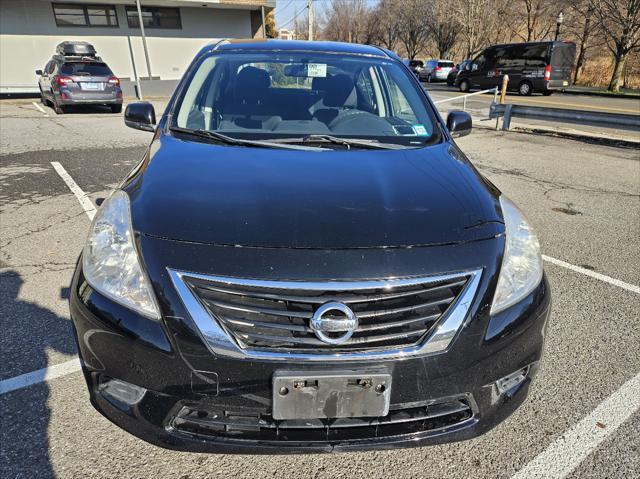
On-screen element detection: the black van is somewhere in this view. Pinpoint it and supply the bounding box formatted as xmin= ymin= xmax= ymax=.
xmin=456 ymin=41 xmax=576 ymax=95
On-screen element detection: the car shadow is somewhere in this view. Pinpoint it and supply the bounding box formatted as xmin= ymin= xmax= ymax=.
xmin=44 ymin=103 xmax=118 ymax=115
xmin=0 ymin=270 xmax=77 ymax=479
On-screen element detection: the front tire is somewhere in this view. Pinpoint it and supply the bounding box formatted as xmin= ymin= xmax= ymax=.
xmin=518 ymin=81 xmax=533 ymax=96
xmin=459 ymin=79 xmax=470 ymax=92
xmin=542 ymin=89 xmax=554 ymax=96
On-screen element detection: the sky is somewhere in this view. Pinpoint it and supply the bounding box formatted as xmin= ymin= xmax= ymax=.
xmin=275 ymin=0 xmax=380 ymax=32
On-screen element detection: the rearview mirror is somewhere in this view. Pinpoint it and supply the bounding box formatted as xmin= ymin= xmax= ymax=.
xmin=446 ymin=111 xmax=472 ymax=138
xmin=124 ymin=102 xmax=156 ymax=132
xmin=284 ymin=64 xmax=309 ymax=77
xmin=35 ymin=69 xmax=43 ymax=76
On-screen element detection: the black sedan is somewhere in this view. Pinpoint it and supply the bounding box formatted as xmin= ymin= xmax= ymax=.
xmin=448 ymin=60 xmax=472 ymax=86
xmin=70 ymin=39 xmax=550 ymax=453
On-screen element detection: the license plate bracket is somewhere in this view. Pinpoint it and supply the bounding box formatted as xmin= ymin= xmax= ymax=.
xmin=272 ymin=370 xmax=391 ymax=420
xmin=81 ymin=82 xmax=101 ymax=90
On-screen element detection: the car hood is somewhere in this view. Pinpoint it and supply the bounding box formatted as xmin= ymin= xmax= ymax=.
xmin=126 ymin=134 xmax=503 ymax=249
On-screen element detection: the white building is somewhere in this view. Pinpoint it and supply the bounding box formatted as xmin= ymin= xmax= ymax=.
xmin=278 ymin=28 xmax=294 ymax=40
xmin=0 ymin=0 xmax=275 ymax=93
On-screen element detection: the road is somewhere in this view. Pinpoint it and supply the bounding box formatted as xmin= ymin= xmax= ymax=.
xmin=1 ymin=99 xmax=639 ymax=479
xmin=424 ymin=83 xmax=640 ymax=116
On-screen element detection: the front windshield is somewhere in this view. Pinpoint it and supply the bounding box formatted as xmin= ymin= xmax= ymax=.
xmin=172 ymin=51 xmax=439 ymax=146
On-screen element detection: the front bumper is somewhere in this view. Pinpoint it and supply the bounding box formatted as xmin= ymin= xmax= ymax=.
xmin=69 ymin=240 xmax=551 ymax=453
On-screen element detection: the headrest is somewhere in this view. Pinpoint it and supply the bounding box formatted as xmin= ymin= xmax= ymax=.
xmin=235 ymin=66 xmax=270 ymax=101
xmin=312 ymin=76 xmax=329 ymax=91
xmin=322 ymin=74 xmax=356 ymax=107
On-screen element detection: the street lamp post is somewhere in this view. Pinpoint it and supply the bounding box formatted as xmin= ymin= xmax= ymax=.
xmin=135 ymin=0 xmax=152 ymax=80
xmin=554 ymin=11 xmax=564 ymax=41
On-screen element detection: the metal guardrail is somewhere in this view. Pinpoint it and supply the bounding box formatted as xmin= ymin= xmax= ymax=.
xmin=490 ymin=103 xmax=640 ymax=131
xmin=432 ymin=87 xmax=499 ymax=111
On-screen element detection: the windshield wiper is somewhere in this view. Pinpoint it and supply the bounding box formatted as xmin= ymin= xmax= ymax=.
xmin=270 ymin=135 xmax=409 ymax=150
xmin=169 ymin=127 xmax=324 ymax=151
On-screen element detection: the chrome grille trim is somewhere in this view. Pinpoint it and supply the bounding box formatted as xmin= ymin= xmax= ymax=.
xmin=168 ymin=268 xmax=483 ymax=362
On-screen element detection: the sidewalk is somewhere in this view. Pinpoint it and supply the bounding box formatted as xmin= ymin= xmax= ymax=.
xmin=565 ymin=85 xmax=640 ymax=99
xmin=472 ymin=115 xmax=640 ymax=146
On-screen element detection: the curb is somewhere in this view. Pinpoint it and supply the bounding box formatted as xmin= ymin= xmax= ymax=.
xmin=563 ymin=89 xmax=640 ymax=100
xmin=471 ymin=117 xmax=639 ymax=149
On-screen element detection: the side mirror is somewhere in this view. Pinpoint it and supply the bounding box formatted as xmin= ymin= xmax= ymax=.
xmin=446 ymin=110 xmax=472 ymax=138
xmin=35 ymin=69 xmax=43 ymax=76
xmin=124 ymin=102 xmax=156 ymax=132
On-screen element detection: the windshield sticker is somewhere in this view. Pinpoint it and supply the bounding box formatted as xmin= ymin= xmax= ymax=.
xmin=413 ymin=124 xmax=429 ymax=136
xmin=307 ymin=63 xmax=327 ymax=78
xmin=392 ymin=125 xmax=415 ymax=136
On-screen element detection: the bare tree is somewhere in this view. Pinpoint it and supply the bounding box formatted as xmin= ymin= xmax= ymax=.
xmin=427 ymin=1 xmax=461 ymax=58
xmin=293 ymin=13 xmax=309 ymax=41
xmin=520 ymin=0 xmax=556 ymax=41
xmin=453 ymin=0 xmax=502 ymax=58
xmin=590 ymin=0 xmax=640 ymax=91
xmin=374 ymin=0 xmax=401 ymax=50
xmin=396 ymin=0 xmax=431 ymax=59
xmin=564 ymin=0 xmax=604 ymax=83
xmin=322 ymin=0 xmax=377 ymax=44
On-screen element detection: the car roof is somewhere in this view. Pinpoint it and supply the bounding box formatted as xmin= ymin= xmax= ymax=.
xmin=203 ymin=39 xmax=389 ymax=58
xmin=485 ymin=40 xmax=573 ymax=49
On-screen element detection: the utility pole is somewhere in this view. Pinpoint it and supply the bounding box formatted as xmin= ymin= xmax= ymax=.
xmin=307 ymin=0 xmax=313 ymax=41
xmin=135 ymin=0 xmax=152 ymax=80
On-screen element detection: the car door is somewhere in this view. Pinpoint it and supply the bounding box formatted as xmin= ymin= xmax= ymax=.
xmin=468 ymin=53 xmax=488 ymax=89
xmin=45 ymin=61 xmax=57 ymax=98
xmin=497 ymin=45 xmax=525 ymax=90
xmin=429 ymin=60 xmax=437 ymax=77
xmin=39 ymin=61 xmax=52 ymax=94
xmin=479 ymin=48 xmax=502 ymax=89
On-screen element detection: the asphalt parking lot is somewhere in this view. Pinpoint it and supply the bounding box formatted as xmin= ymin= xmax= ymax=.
xmin=1 ymin=98 xmax=639 ymax=479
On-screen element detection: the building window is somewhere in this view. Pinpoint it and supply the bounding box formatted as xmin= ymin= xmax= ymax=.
xmin=125 ymin=6 xmax=181 ymax=29
xmin=52 ymin=3 xmax=118 ymax=27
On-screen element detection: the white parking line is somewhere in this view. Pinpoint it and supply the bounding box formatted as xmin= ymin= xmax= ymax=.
xmin=543 ymin=255 xmax=640 ymax=295
xmin=0 ymin=358 xmax=81 ymax=395
xmin=32 ymin=101 xmax=49 ymax=116
xmin=51 ymin=161 xmax=96 ymax=220
xmin=512 ymin=372 xmax=640 ymax=479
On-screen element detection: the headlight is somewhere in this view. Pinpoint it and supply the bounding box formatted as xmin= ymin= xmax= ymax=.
xmin=491 ymin=196 xmax=543 ymax=315
xmin=83 ymin=190 xmax=160 ymax=319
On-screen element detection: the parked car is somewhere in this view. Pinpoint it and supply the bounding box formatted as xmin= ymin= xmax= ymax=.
xmin=456 ymin=41 xmax=576 ymax=95
xmin=447 ymin=60 xmax=472 ymax=86
xmin=70 ymin=39 xmax=550 ymax=454
xmin=420 ymin=59 xmax=455 ymax=82
xmin=36 ymin=41 xmax=122 ymax=114
xmin=403 ymin=58 xmax=425 ymax=76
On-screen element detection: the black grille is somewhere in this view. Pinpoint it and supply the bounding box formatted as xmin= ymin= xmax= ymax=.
xmin=170 ymin=398 xmax=474 ymax=443
xmin=184 ymin=274 xmax=470 ymax=353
